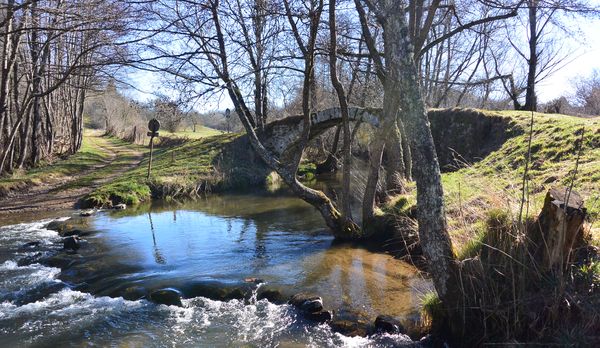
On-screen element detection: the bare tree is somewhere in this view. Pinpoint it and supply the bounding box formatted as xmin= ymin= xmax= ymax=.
xmin=573 ymin=69 xmax=600 ymax=116
xmin=0 ymin=0 xmax=136 ymax=174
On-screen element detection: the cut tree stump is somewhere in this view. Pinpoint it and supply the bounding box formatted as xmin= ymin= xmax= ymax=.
xmin=533 ymin=187 xmax=587 ymax=271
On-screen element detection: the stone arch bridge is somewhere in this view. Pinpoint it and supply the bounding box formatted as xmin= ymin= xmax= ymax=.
xmin=258 ymin=107 xmax=514 ymax=171
xmin=260 ymin=107 xmax=381 ymax=161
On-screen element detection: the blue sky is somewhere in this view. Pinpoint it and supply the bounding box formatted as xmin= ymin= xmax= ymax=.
xmin=123 ymin=9 xmax=600 ymax=112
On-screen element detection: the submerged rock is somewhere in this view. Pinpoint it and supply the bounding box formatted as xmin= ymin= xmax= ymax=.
xmin=46 ymin=218 xmax=91 ymax=237
xmin=257 ymin=289 xmax=284 ymax=304
xmin=330 ymin=320 xmax=369 ymax=337
xmin=290 ymin=293 xmax=331 ymax=322
xmin=149 ymin=288 xmax=183 ymax=307
xmin=20 ymin=241 xmax=41 ymax=250
xmin=17 ymin=252 xmax=43 ymax=266
xmin=80 ymin=210 xmax=95 ymax=217
xmin=306 ymin=310 xmax=333 ymax=323
xmin=374 ymin=315 xmax=405 ymax=334
xmin=289 ymin=293 xmax=321 ymax=307
xmin=42 ymin=253 xmax=80 ymax=268
xmin=122 ymin=286 xmax=147 ymax=301
xmin=61 ymin=229 xmax=84 ymax=237
xmin=46 ymin=219 xmax=68 ymax=231
xmin=63 ymin=236 xmax=81 ymax=251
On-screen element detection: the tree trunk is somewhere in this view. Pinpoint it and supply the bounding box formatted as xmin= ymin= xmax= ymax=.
xmin=523 ymin=0 xmax=538 ymax=111
xmin=533 ymin=187 xmax=587 ymax=272
xmin=329 ymin=0 xmax=353 ymax=223
xmin=371 ymin=0 xmax=461 ymax=313
xmin=384 ymin=122 xmax=406 ymax=195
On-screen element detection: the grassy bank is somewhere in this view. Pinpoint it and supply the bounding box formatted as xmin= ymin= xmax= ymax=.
xmin=83 ymin=133 xmax=259 ymax=207
xmin=0 ymin=131 xmax=142 ymax=198
xmin=383 ymin=110 xmax=599 ymax=252
xmin=380 ymin=110 xmax=600 ymax=345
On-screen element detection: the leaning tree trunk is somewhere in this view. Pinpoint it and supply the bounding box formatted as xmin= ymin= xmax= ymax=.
xmin=375 ymin=0 xmax=461 ymax=312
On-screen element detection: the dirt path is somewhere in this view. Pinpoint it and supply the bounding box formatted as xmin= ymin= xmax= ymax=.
xmin=0 ymin=135 xmax=144 ymax=214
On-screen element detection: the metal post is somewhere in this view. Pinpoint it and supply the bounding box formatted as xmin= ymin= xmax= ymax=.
xmin=147 ymin=135 xmax=154 ymax=179
xmin=146 ymin=118 xmax=160 ymax=179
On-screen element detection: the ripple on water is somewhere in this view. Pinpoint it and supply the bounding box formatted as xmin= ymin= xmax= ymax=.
xmin=0 ymin=216 xmax=419 ymax=347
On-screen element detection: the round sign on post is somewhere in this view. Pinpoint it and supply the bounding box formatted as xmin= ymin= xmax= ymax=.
xmin=146 ymin=118 xmax=160 ymax=179
xmin=148 ymin=118 xmax=160 ymax=133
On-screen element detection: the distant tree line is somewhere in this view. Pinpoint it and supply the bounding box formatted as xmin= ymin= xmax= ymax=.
xmin=0 ymin=0 xmax=136 ymax=175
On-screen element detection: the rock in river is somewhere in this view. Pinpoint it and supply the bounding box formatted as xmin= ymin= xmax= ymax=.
xmin=330 ymin=320 xmax=369 ymax=337
xmin=289 ymin=293 xmax=322 ymax=309
xmin=149 ymin=288 xmax=183 ymax=307
xmin=63 ymin=236 xmax=80 ymax=251
xmin=114 ymin=203 xmax=127 ymax=210
xmin=374 ymin=315 xmax=405 ymax=334
xmin=289 ymin=293 xmax=331 ymax=322
xmin=257 ymin=288 xmax=284 ymax=304
xmin=306 ymin=310 xmax=333 ymax=323
xmin=80 ymin=209 xmax=95 ymax=217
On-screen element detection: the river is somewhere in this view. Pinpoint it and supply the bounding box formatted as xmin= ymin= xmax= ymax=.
xmin=0 ymin=192 xmax=431 ymax=347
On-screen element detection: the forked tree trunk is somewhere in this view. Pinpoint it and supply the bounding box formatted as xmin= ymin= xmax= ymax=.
xmin=367 ymin=0 xmax=461 ymax=312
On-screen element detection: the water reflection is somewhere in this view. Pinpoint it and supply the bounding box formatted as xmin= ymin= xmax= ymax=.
xmin=81 ymin=193 xmax=430 ymax=320
xmin=299 ymin=245 xmax=429 ymax=318
xmin=147 ymin=212 xmax=166 ymax=265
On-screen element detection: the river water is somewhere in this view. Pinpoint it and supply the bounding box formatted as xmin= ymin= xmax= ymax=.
xmin=0 ymin=192 xmax=431 ymax=347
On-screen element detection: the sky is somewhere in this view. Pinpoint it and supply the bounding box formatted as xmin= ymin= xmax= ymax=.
xmin=536 ymin=15 xmax=600 ymax=102
xmin=122 ymin=9 xmax=600 ymax=112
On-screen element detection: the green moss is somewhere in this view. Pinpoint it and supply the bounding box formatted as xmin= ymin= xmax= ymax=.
xmin=382 ymin=193 xmax=416 ymax=216
xmin=420 ymin=291 xmax=445 ymax=329
xmin=455 ymin=222 xmax=487 ymax=260
xmin=86 ymin=180 xmax=151 ymax=206
xmin=297 ymin=162 xmax=316 ymax=181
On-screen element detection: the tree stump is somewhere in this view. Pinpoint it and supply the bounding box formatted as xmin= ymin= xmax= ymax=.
xmin=534 ymin=187 xmax=587 ymax=271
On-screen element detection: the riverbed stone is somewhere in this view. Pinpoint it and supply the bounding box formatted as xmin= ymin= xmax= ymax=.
xmin=122 ymin=286 xmax=147 ymax=301
xmin=330 ymin=320 xmax=369 ymax=337
xmin=63 ymin=236 xmax=81 ymax=251
xmin=61 ymin=228 xmax=85 ymax=237
xmin=289 ymin=293 xmax=321 ymax=307
xmin=224 ymin=287 xmax=246 ymax=301
xmin=290 ymin=293 xmax=331 ymax=322
xmin=257 ymin=289 xmax=284 ymax=303
xmin=149 ymin=288 xmax=183 ymax=307
xmin=299 ymin=298 xmax=323 ymax=313
xmin=306 ymin=310 xmax=333 ymax=323
xmin=20 ymin=241 xmax=41 ymax=250
xmin=17 ymin=252 xmax=43 ymax=266
xmin=374 ymin=315 xmax=405 ymax=334
xmin=46 ymin=219 xmax=68 ymax=231
xmin=114 ymin=203 xmax=127 ymax=210
xmin=244 ymin=277 xmax=264 ymax=284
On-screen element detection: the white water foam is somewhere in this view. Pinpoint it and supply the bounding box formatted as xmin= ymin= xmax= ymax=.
xmin=0 ymin=219 xmax=417 ymax=347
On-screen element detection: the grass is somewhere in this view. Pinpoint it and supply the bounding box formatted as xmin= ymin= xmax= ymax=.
xmin=159 ymin=126 xmax=223 ymax=139
xmin=0 ymin=131 xmax=137 ymax=197
xmin=84 ymin=133 xmax=243 ymax=207
xmin=435 ymin=110 xmax=600 ymax=253
xmin=376 ymin=110 xmax=600 ymax=345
